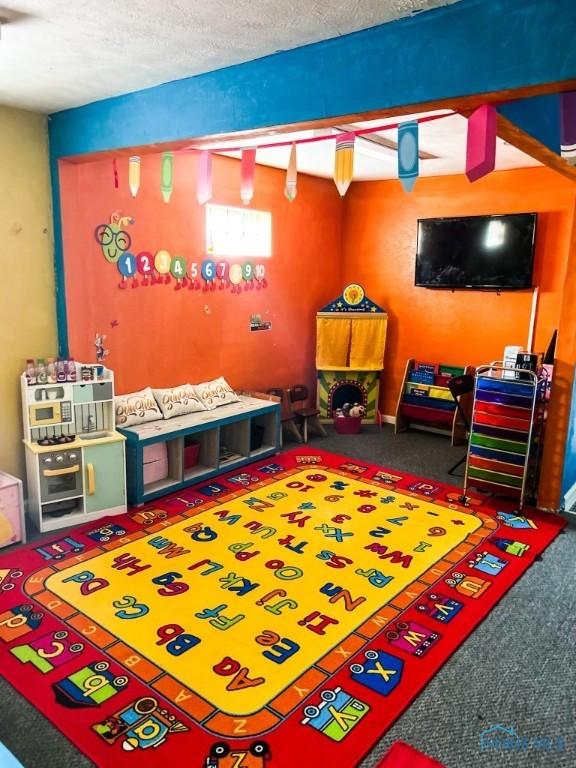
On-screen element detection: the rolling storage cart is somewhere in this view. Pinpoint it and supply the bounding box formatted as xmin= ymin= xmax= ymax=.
xmin=464 ymin=363 xmax=549 ymax=508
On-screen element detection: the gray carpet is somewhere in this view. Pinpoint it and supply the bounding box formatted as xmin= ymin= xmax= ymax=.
xmin=1 ymin=425 xmax=574 ymax=767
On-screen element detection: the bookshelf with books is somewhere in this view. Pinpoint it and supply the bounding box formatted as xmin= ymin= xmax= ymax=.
xmin=395 ymin=359 xmax=473 ymax=446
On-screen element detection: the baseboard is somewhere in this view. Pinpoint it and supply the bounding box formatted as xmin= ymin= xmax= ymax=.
xmin=563 ymin=481 xmax=576 ymax=514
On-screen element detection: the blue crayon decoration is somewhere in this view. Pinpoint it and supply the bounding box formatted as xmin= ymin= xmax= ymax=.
xmin=398 ymin=121 xmax=419 ymax=192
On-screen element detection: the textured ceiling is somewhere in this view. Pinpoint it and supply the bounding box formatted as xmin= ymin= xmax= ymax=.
xmin=0 ymin=0 xmax=460 ymax=113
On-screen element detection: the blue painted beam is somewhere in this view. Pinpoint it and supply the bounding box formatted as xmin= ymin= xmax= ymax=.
xmin=498 ymin=94 xmax=561 ymax=154
xmin=48 ymin=0 xmax=576 ymax=160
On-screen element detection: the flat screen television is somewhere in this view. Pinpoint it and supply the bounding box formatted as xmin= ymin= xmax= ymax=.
xmin=415 ymin=213 xmax=537 ymax=290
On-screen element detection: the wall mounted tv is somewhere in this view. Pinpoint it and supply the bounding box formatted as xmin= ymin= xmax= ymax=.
xmin=415 ymin=213 xmax=537 ymax=290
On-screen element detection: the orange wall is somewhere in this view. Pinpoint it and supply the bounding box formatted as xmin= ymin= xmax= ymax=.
xmin=342 ymin=167 xmax=576 ymax=418
xmin=59 ymin=153 xmax=343 ymax=395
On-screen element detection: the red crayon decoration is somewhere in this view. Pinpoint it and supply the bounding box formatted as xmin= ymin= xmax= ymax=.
xmin=197 ymin=150 xmax=213 ymax=204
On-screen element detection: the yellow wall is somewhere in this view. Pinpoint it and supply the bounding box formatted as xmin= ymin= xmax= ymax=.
xmin=0 ymin=106 xmax=56 ymax=479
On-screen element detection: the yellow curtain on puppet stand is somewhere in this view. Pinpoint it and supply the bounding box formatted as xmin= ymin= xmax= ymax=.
xmin=316 ymin=284 xmax=388 ymax=422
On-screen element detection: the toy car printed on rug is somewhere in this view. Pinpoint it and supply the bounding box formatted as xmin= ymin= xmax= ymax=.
xmin=0 ymin=449 xmax=564 ymax=768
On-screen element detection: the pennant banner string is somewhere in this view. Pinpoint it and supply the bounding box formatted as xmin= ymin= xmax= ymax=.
xmin=180 ymin=111 xmax=457 ymax=155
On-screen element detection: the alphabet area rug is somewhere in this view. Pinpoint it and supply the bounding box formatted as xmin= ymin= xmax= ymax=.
xmin=0 ymin=448 xmax=564 ymax=768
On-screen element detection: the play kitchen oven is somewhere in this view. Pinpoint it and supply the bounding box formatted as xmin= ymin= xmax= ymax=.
xmin=39 ymin=449 xmax=83 ymax=503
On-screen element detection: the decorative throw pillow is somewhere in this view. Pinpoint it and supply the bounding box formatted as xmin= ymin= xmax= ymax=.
xmin=115 ymin=387 xmax=163 ymax=427
xmin=193 ymin=377 xmax=240 ymax=410
xmin=152 ymin=384 xmax=207 ymax=419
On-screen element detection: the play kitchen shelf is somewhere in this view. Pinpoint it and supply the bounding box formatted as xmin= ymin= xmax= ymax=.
xmin=464 ymin=363 xmax=547 ymax=507
xmin=395 ymin=359 xmax=473 ymax=445
xmin=21 ymin=362 xmax=126 ymax=532
xmin=118 ymin=395 xmax=281 ymax=505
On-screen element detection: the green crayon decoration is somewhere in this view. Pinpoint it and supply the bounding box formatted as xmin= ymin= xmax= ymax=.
xmin=161 ymin=151 xmax=174 ymax=203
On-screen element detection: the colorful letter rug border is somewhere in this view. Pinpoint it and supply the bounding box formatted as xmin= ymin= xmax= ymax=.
xmin=0 ymin=449 xmax=565 ymax=768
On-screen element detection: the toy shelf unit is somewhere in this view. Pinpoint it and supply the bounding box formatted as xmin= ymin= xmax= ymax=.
xmin=395 ymin=360 xmax=472 ymax=445
xmin=119 ymin=395 xmax=281 ymax=506
xmin=464 ymin=363 xmax=548 ymax=507
xmin=21 ymin=362 xmax=127 ymax=533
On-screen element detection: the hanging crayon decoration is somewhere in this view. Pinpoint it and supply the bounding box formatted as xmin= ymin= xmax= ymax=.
xmin=161 ymin=152 xmax=174 ymax=203
xmin=466 ymin=104 xmax=496 ymax=182
xmin=240 ymin=148 xmax=257 ymax=205
xmin=560 ymin=92 xmax=576 ymax=166
xmin=128 ymin=156 xmax=141 ymax=197
xmin=217 ymin=260 xmax=230 ymax=289
xmin=95 ymin=212 xmax=133 ymax=263
xmin=334 ymin=132 xmax=355 ymax=196
xmin=197 ymin=150 xmax=213 ymax=204
xmin=113 ymin=158 xmax=119 ymax=189
xmin=285 ymin=143 xmax=298 ymax=202
xmin=398 ymin=121 xmax=419 ymax=192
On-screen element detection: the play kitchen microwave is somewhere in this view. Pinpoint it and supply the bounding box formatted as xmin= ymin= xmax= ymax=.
xmin=29 ymin=399 xmax=73 ymax=426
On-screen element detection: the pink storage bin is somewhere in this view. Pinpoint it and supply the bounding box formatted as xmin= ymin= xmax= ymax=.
xmin=143 ymin=443 xmax=168 ymax=484
xmin=333 ymin=415 xmax=362 ymax=434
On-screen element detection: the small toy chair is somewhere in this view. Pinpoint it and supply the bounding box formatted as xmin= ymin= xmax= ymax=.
xmin=267 ymin=388 xmax=303 ymax=445
xmin=288 ymin=385 xmax=327 ymax=443
xmin=447 ymin=374 xmax=474 ymax=475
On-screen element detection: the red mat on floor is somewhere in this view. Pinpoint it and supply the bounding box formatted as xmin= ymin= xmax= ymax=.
xmin=377 ymin=741 xmax=445 ymax=767
xmin=0 ymin=448 xmax=565 ymax=768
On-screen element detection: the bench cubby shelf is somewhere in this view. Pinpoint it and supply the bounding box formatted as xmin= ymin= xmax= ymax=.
xmin=118 ymin=395 xmax=281 ymax=505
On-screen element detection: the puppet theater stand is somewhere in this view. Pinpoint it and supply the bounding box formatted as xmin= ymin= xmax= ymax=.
xmin=316 ymin=285 xmax=388 ymax=423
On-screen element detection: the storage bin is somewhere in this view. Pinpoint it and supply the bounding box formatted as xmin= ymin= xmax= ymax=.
xmin=143 ymin=443 xmax=168 ymax=483
xmin=184 ymin=442 xmax=200 ymax=469
xmin=334 ymin=415 xmax=362 ymax=434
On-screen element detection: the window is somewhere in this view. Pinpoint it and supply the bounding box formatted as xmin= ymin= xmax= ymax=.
xmin=206 ymin=204 xmax=272 ymax=258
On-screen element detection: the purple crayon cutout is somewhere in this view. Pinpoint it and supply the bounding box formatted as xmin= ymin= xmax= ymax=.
xmin=466 ymin=104 xmax=497 ymax=182
xmin=561 ymin=91 xmax=576 ymax=165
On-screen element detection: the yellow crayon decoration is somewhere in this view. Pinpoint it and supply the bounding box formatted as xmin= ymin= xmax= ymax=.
xmin=128 ymin=156 xmax=140 ymax=198
xmin=334 ymin=132 xmax=355 ymax=197
xmin=161 ymin=152 xmax=174 ymax=203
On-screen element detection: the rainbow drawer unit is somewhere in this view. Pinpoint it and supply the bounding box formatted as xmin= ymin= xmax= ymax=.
xmin=464 ymin=364 xmax=547 ymax=506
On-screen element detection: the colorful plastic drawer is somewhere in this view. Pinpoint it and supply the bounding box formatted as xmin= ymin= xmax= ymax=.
xmin=472 ymin=410 xmax=531 ymax=432
xmin=403 ymin=394 xmax=455 ymax=410
xmin=435 ymin=374 xmax=453 ymax=387
xmin=469 ymin=445 xmax=526 ymax=465
xmin=472 ymin=423 xmax=530 ymax=442
xmin=468 ymin=466 xmax=523 ymax=488
xmin=400 ymin=403 xmax=454 ymax=424
xmin=467 ymin=477 xmax=522 ymax=499
xmin=470 ymin=433 xmax=527 ymax=454
xmin=468 ymin=455 xmax=525 ymax=477
xmin=473 ymin=400 xmax=531 ymax=419
xmin=475 ymin=390 xmax=534 ymax=409
xmin=476 ymin=378 xmax=535 ymax=397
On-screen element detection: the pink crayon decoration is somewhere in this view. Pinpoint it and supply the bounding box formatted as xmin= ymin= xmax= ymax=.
xmin=241 ymin=148 xmax=257 ymax=205
xmin=466 ymin=104 xmax=497 ymax=182
xmin=285 ymin=143 xmax=298 ymax=201
xmin=197 ymin=150 xmax=213 ymax=204
xmin=113 ymin=158 xmax=119 ymax=189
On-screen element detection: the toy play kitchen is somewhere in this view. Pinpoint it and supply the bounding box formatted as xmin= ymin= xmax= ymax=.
xmin=21 ymin=359 xmax=126 ymax=532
